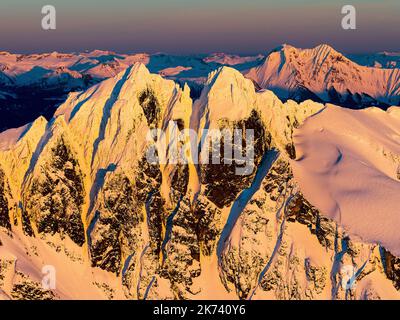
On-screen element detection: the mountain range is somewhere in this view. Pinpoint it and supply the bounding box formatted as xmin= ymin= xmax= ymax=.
xmin=1 ymin=62 xmax=400 ymax=300
xmin=1 ymin=44 xmax=400 ymax=131
xmin=0 ymin=50 xmax=263 ymax=131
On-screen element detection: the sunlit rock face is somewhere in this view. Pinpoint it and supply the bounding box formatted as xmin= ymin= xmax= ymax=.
xmin=0 ymin=64 xmax=399 ymax=300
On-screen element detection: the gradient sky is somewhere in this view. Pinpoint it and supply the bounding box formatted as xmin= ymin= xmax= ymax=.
xmin=0 ymin=0 xmax=399 ymax=54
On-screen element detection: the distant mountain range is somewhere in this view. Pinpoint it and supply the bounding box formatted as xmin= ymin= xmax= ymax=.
xmin=348 ymin=51 xmax=400 ymax=69
xmin=0 ymin=45 xmax=400 ymax=131
xmin=0 ymin=50 xmax=264 ymax=131
xmin=0 ymin=50 xmax=263 ymax=89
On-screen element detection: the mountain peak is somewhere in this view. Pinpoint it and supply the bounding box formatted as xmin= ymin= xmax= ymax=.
xmin=0 ymin=116 xmax=47 ymax=151
xmin=245 ymin=43 xmax=400 ymax=107
xmin=271 ymin=43 xmax=343 ymax=59
xmin=205 ymin=66 xmax=249 ymax=87
xmin=280 ymin=43 xmax=296 ymax=51
xmin=127 ymin=62 xmax=151 ymax=79
xmin=313 ymin=43 xmax=336 ymax=52
xmin=202 ymin=66 xmax=256 ymax=103
xmin=311 ymin=43 xmax=343 ymax=58
xmin=195 ymin=66 xmax=258 ymax=126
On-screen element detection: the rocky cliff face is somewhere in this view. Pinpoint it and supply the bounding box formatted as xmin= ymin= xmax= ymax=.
xmin=0 ymin=64 xmax=399 ymax=300
xmin=0 ymin=168 xmax=11 ymax=231
xmin=24 ymin=135 xmax=86 ymax=246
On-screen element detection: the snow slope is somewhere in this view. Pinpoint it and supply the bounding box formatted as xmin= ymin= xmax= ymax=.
xmin=292 ymin=104 xmax=400 ymax=256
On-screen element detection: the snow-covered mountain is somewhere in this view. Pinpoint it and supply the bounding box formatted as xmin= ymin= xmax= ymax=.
xmin=1 ymin=64 xmax=399 ymax=300
xmin=245 ymin=44 xmax=400 ymax=108
xmin=203 ymin=53 xmax=264 ymax=66
xmin=0 ymin=50 xmax=147 ymax=87
xmin=2 ymin=45 xmax=400 ymax=114
xmin=0 ymin=50 xmax=263 ymax=88
xmin=2 ymin=45 xmax=400 ymax=133
xmin=0 ymin=50 xmax=263 ymax=131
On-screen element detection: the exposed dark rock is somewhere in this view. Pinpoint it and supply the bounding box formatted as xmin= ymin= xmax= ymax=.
xmin=220 ymin=206 xmax=270 ymax=300
xmin=11 ymin=273 xmax=55 ymax=300
xmin=263 ymin=159 xmax=292 ymax=201
xmin=0 ymin=168 xmax=11 ymax=230
xmin=161 ymin=197 xmax=201 ymax=295
xmin=146 ymin=190 xmax=165 ymax=256
xmin=171 ymin=164 xmax=189 ymax=198
xmin=138 ymin=88 xmax=161 ymax=128
xmin=25 ymin=137 xmax=85 ymax=246
xmin=90 ymin=173 xmax=143 ymax=275
xmin=193 ymin=197 xmax=222 ymax=256
xmin=200 ymin=110 xmax=270 ymax=208
xmin=287 ymin=193 xmax=317 ymax=230
xmin=285 ymin=143 xmax=296 ymax=160
xmin=382 ymin=249 xmax=400 ymax=290
xmin=21 ymin=208 xmax=34 ymax=237
xmin=286 ymin=192 xmax=336 ymax=249
xmin=135 ymin=155 xmax=165 ymax=257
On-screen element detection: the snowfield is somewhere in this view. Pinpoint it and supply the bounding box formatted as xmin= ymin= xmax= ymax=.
xmin=292 ymin=104 xmax=400 ymax=256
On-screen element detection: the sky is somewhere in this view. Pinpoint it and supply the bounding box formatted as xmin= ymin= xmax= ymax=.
xmin=0 ymin=0 xmax=399 ymax=54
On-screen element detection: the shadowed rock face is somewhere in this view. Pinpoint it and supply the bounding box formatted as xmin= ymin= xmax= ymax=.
xmin=158 ymin=195 xmax=223 ymax=298
xmin=193 ymin=197 xmax=222 ymax=257
xmin=171 ymin=164 xmax=189 ymax=198
xmin=160 ymin=196 xmax=201 ymax=297
xmin=138 ymin=88 xmax=161 ymax=128
xmin=287 ymin=194 xmax=319 ymax=231
xmin=21 ymin=208 xmax=34 ymax=237
xmin=200 ymin=110 xmax=271 ymax=208
xmin=220 ymin=204 xmax=270 ymax=299
xmin=90 ymin=173 xmax=143 ymax=275
xmin=287 ymin=192 xmax=336 ymax=249
xmin=11 ymin=278 xmax=55 ymax=300
xmin=135 ymin=156 xmax=165 ymax=256
xmin=0 ymin=168 xmax=11 ymax=231
xmin=24 ymin=137 xmax=85 ymax=246
xmin=383 ymin=249 xmax=400 ymax=290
